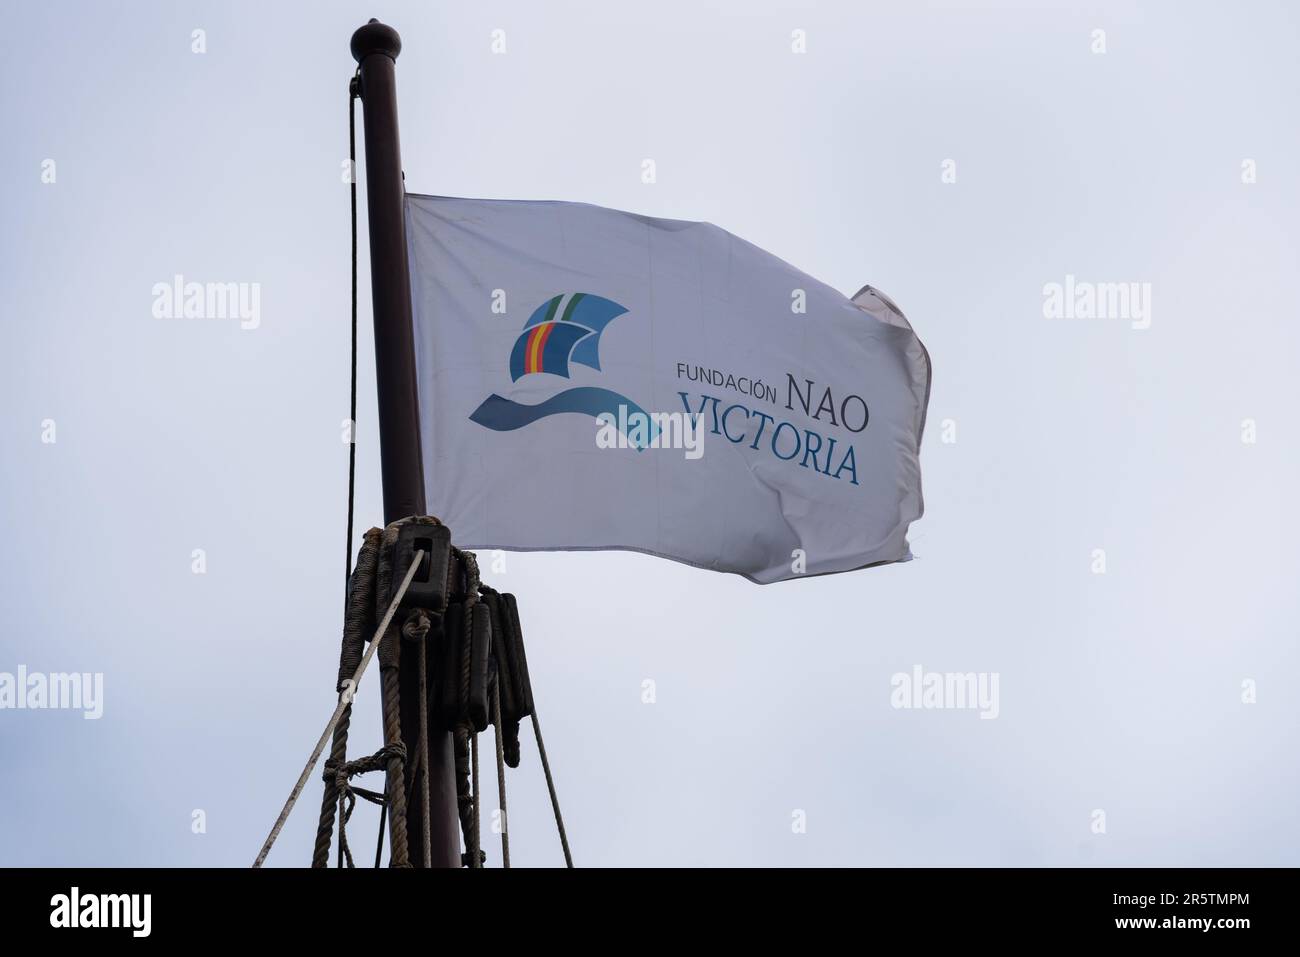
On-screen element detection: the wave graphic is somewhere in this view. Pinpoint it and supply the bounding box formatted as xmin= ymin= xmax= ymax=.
xmin=469 ymin=387 xmax=659 ymax=450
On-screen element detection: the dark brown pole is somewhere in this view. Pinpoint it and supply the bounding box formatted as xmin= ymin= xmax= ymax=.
xmin=351 ymin=18 xmax=460 ymax=868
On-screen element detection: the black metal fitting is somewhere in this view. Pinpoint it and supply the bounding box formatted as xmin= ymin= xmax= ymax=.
xmin=390 ymin=522 xmax=452 ymax=614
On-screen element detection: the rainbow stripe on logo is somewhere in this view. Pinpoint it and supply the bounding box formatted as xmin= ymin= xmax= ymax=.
xmin=507 ymin=293 xmax=629 ymax=382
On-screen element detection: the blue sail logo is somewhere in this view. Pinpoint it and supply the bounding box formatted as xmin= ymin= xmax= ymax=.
xmin=470 ymin=293 xmax=657 ymax=447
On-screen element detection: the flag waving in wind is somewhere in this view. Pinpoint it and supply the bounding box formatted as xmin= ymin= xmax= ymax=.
xmin=405 ymin=194 xmax=930 ymax=584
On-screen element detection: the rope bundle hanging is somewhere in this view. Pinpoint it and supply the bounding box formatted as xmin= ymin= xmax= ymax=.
xmin=312 ymin=518 xmax=452 ymax=868
xmin=308 ymin=516 xmax=574 ymax=869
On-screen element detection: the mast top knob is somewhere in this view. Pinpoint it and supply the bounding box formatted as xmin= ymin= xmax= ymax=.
xmin=351 ymin=19 xmax=401 ymax=64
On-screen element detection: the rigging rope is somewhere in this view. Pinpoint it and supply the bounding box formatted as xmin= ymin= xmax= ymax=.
xmin=402 ymin=607 xmax=436 ymax=867
xmin=491 ymin=681 xmax=510 ymax=868
xmin=374 ymin=799 xmax=388 ymax=867
xmin=345 ymin=70 xmax=359 ymax=612
xmin=256 ymin=523 xmax=576 ymax=868
xmin=252 ymin=546 xmax=428 ymax=868
xmin=335 ymin=67 xmax=363 ymax=872
xmin=530 ymin=710 xmax=573 ymax=867
xmin=321 ymin=526 xmax=379 ymax=868
xmin=470 ymin=730 xmax=481 ymax=867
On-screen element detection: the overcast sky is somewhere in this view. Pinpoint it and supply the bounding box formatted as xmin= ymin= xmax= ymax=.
xmin=2 ymin=0 xmax=1297 ymax=866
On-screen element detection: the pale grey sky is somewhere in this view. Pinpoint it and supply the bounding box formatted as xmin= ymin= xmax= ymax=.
xmin=1 ymin=0 xmax=1297 ymax=866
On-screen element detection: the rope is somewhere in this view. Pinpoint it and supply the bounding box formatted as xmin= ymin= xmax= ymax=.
xmin=251 ymin=547 xmax=429 ymax=868
xmin=326 ymin=742 xmax=406 ymax=868
xmin=345 ymin=69 xmax=359 ymax=611
xmin=382 ymin=516 xmax=448 ymax=868
xmin=418 ymin=636 xmax=432 ymax=868
xmin=471 ymin=729 xmax=482 ymax=867
xmin=491 ymin=680 xmax=510 ymax=868
xmin=373 ymin=800 xmax=388 ymax=867
xmin=451 ymin=548 xmax=487 ymax=867
xmin=456 ymin=549 xmax=480 ymax=727
xmin=299 ymin=521 xmax=569 ymax=869
xmin=530 ymin=710 xmax=573 ymax=867
xmin=312 ymin=527 xmax=381 ymax=867
xmin=375 ymin=533 xmax=413 ymax=868
xmin=338 ymin=71 xmax=362 ymax=870
xmin=402 ymin=608 xmax=435 ymax=867
xmin=454 ymin=727 xmax=474 ymax=866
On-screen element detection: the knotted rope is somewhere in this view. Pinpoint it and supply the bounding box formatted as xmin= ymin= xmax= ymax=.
xmin=325 ymin=742 xmax=407 ymax=868
xmin=313 ymin=527 xmax=381 ymax=867
xmin=252 ymin=536 xmax=429 ymax=869
xmin=254 ymin=518 xmax=574 ymax=869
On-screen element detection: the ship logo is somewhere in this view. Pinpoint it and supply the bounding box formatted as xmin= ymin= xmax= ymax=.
xmin=509 ymin=293 xmax=625 ymax=379
xmin=470 ymin=293 xmax=658 ymax=448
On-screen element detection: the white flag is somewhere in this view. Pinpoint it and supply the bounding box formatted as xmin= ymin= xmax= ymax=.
xmin=405 ymin=194 xmax=930 ymax=584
